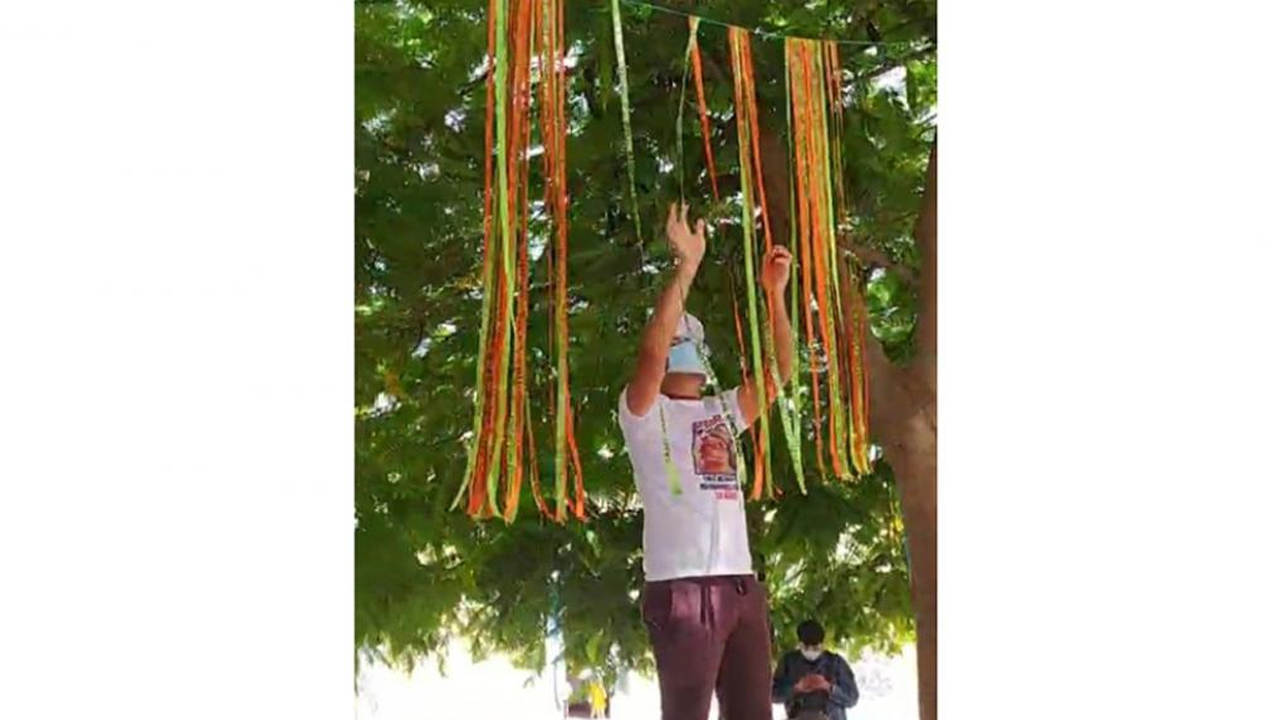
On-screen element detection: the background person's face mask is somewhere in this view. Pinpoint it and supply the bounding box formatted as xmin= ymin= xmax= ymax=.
xmin=800 ymin=646 xmax=823 ymax=662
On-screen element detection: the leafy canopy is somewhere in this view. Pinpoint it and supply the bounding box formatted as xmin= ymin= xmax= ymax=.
xmin=355 ymin=0 xmax=936 ymax=686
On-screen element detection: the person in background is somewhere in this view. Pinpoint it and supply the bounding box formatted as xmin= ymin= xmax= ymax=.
xmin=772 ymin=619 xmax=859 ymax=720
xmin=565 ymin=676 xmax=610 ymax=718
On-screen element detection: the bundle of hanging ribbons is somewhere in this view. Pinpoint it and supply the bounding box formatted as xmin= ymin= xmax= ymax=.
xmin=456 ymin=0 xmax=880 ymax=521
xmin=454 ymin=0 xmax=584 ymax=523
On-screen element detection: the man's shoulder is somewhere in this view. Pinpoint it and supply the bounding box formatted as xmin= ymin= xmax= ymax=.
xmin=822 ymin=651 xmax=852 ymax=670
xmin=618 ymin=385 xmax=662 ymax=425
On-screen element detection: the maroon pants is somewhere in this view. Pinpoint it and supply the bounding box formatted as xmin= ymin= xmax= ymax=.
xmin=642 ymin=575 xmax=773 ymax=720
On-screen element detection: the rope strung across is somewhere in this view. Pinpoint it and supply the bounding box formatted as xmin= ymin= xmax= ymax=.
xmin=619 ymin=0 xmax=923 ymax=47
xmin=455 ymin=0 xmax=585 ymax=522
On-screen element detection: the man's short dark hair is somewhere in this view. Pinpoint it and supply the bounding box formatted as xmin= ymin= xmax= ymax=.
xmin=796 ymin=619 xmax=825 ymax=646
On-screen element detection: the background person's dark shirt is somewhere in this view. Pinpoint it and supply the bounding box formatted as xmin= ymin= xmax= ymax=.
xmin=771 ymin=649 xmax=859 ymax=720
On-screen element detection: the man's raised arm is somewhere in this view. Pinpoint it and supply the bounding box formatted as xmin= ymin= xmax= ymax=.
xmin=737 ymin=244 xmax=795 ymax=424
xmin=624 ymin=202 xmax=706 ymax=417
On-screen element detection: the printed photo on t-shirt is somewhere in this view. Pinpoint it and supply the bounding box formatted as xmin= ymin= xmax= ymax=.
xmin=691 ymin=415 xmax=736 ymax=484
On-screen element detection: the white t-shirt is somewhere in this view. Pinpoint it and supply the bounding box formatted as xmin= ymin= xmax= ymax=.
xmin=618 ymin=387 xmax=754 ymax=581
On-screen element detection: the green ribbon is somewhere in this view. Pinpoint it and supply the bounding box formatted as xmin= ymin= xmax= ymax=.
xmin=730 ymin=30 xmax=773 ymax=498
xmin=610 ymin=0 xmax=643 ymax=240
xmin=813 ymin=46 xmax=851 ymax=479
xmin=657 ymin=402 xmax=683 ymax=496
xmin=773 ymin=39 xmax=807 ymax=494
xmin=676 ymin=17 xmax=698 ymax=204
xmin=455 ymin=0 xmax=511 ymax=513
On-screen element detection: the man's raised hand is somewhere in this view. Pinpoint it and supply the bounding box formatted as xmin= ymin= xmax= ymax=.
xmin=760 ymin=244 xmax=792 ymax=294
xmin=666 ymin=202 xmax=706 ymax=272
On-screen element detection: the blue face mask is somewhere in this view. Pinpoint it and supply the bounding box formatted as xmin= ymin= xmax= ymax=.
xmin=666 ymin=339 xmax=707 ymax=376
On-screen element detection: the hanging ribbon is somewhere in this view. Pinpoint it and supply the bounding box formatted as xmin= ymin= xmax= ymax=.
xmin=781 ymin=40 xmax=807 ymax=493
xmin=610 ymin=0 xmax=643 ymax=240
xmin=676 ymin=19 xmax=696 ymax=203
xmin=455 ymin=5 xmax=881 ymax=519
xmin=785 ymin=37 xmax=872 ymax=480
xmin=689 ymin=19 xmax=719 ymax=202
xmin=728 ymin=26 xmax=774 ymax=499
xmin=456 ymin=0 xmax=505 ymax=515
xmin=731 ymin=276 xmax=765 ymax=493
xmin=657 ymin=23 xmax=750 ymax=499
xmin=739 ymin=28 xmax=807 ymax=495
xmin=824 ymin=40 xmax=872 ymax=476
xmin=457 ymin=0 xmax=585 ymax=522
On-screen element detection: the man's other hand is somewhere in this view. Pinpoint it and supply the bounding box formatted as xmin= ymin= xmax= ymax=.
xmin=795 ymin=673 xmax=831 ymax=693
xmin=760 ymin=245 xmax=792 ymax=294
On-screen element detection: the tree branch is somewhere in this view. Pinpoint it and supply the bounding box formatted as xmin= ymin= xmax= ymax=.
xmin=850 ymin=43 xmax=936 ymax=85
xmin=839 ymin=241 xmax=916 ymax=282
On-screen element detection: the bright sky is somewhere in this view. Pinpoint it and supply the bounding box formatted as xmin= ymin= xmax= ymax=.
xmin=356 ymin=639 xmax=918 ymax=720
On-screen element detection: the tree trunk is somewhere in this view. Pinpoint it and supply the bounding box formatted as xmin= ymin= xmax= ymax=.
xmin=766 ymin=132 xmax=937 ymax=719
xmin=862 ymin=145 xmax=936 ymax=720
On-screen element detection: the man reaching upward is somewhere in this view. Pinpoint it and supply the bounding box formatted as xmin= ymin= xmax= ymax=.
xmin=619 ymin=202 xmax=794 ymax=720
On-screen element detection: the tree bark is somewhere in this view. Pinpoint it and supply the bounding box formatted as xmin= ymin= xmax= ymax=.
xmin=862 ymin=144 xmax=936 ymax=720
xmin=831 ymin=145 xmax=935 ymax=720
xmin=766 ymin=130 xmax=936 ymax=718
